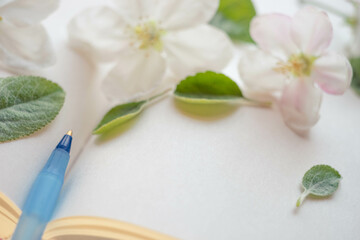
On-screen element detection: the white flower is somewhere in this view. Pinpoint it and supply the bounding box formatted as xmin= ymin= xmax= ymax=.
xmin=238 ymin=7 xmax=352 ymax=133
xmin=0 ymin=0 xmax=58 ymax=72
xmin=68 ymin=0 xmax=233 ymax=103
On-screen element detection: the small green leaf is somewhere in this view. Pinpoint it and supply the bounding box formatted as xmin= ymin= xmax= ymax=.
xmin=350 ymin=57 xmax=360 ymax=95
xmin=0 ymin=76 xmax=65 ymax=143
xmin=174 ymin=71 xmax=243 ymax=104
xmin=210 ymin=0 xmax=256 ymax=43
xmin=296 ymin=165 xmax=341 ymax=207
xmin=93 ymin=101 xmax=146 ymax=134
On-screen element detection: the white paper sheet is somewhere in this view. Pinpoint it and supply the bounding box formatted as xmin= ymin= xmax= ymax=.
xmin=55 ymin=88 xmax=360 ymax=240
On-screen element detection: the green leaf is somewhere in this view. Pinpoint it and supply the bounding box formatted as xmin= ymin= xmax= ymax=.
xmin=174 ymin=71 xmax=243 ymax=104
xmin=210 ymin=0 xmax=256 ymax=43
xmin=0 ymin=76 xmax=65 ymax=143
xmin=93 ymin=101 xmax=146 ymax=134
xmin=350 ymin=57 xmax=360 ymax=95
xmin=296 ymin=165 xmax=341 ymax=207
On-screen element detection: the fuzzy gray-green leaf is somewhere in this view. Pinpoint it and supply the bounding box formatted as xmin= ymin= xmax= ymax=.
xmin=174 ymin=71 xmax=243 ymax=104
xmin=296 ymin=165 xmax=341 ymax=207
xmin=0 ymin=76 xmax=65 ymax=143
xmin=93 ymin=101 xmax=146 ymax=134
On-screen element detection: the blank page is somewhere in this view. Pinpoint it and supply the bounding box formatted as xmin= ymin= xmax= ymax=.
xmin=55 ymin=75 xmax=360 ymax=240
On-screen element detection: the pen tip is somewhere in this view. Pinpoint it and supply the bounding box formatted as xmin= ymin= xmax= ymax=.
xmin=66 ymin=130 xmax=73 ymax=136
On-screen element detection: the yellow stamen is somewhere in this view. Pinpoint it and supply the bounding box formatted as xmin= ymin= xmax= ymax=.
xmin=274 ymin=53 xmax=317 ymax=77
xmin=134 ymin=21 xmax=165 ymax=51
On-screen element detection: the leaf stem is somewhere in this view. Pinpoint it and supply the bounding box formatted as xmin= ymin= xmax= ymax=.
xmin=296 ymin=190 xmax=309 ymax=207
xmin=146 ymin=88 xmax=172 ymax=105
xmin=232 ymin=98 xmax=272 ymax=108
xmin=299 ymin=0 xmax=349 ymax=19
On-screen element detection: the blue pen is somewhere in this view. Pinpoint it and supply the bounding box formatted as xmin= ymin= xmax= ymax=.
xmin=12 ymin=130 xmax=73 ymax=240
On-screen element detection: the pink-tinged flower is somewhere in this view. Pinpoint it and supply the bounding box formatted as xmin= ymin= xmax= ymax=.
xmin=238 ymin=7 xmax=352 ymax=133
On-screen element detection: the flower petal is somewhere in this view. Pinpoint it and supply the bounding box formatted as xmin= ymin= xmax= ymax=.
xmin=238 ymin=47 xmax=286 ymax=102
xmin=291 ymin=7 xmax=333 ymax=56
xmin=102 ymin=49 xmax=166 ymax=103
xmin=163 ymin=25 xmax=233 ymax=79
xmin=312 ymin=52 xmax=352 ymax=95
xmin=0 ymin=20 xmax=54 ymax=71
xmin=279 ymin=79 xmax=322 ymax=132
xmin=0 ymin=0 xmax=58 ymax=26
xmin=153 ymin=0 xmax=219 ymax=30
xmin=114 ymin=0 xmax=218 ymax=29
xmin=0 ymin=0 xmax=13 ymax=8
xmin=250 ymin=14 xmax=298 ymax=59
xmin=112 ymin=0 xmax=156 ymax=25
xmin=68 ymin=7 xmax=129 ymax=63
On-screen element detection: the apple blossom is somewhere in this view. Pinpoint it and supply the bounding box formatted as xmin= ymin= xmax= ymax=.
xmin=0 ymin=0 xmax=57 ymax=72
xmin=68 ymin=0 xmax=233 ymax=103
xmin=238 ymin=7 xmax=352 ymax=133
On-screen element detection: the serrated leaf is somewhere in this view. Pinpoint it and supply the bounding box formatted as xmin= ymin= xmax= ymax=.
xmin=174 ymin=71 xmax=243 ymax=104
xmin=210 ymin=0 xmax=256 ymax=43
xmin=350 ymin=57 xmax=360 ymax=95
xmin=93 ymin=101 xmax=146 ymax=134
xmin=0 ymin=76 xmax=65 ymax=143
xmin=296 ymin=165 xmax=341 ymax=207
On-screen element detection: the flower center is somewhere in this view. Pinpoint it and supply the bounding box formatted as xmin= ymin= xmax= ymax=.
xmin=274 ymin=54 xmax=317 ymax=77
xmin=133 ymin=21 xmax=165 ymax=51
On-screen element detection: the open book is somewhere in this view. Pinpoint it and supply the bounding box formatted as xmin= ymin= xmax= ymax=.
xmin=1 ymin=0 xmax=360 ymax=240
xmin=0 ymin=192 xmax=175 ymax=240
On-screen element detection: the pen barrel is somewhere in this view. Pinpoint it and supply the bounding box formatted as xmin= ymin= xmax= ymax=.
xmin=11 ymin=215 xmax=47 ymax=240
xmin=23 ymin=148 xmax=69 ymax=221
xmin=22 ymin=171 xmax=64 ymax=221
xmin=12 ymin=148 xmax=69 ymax=240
